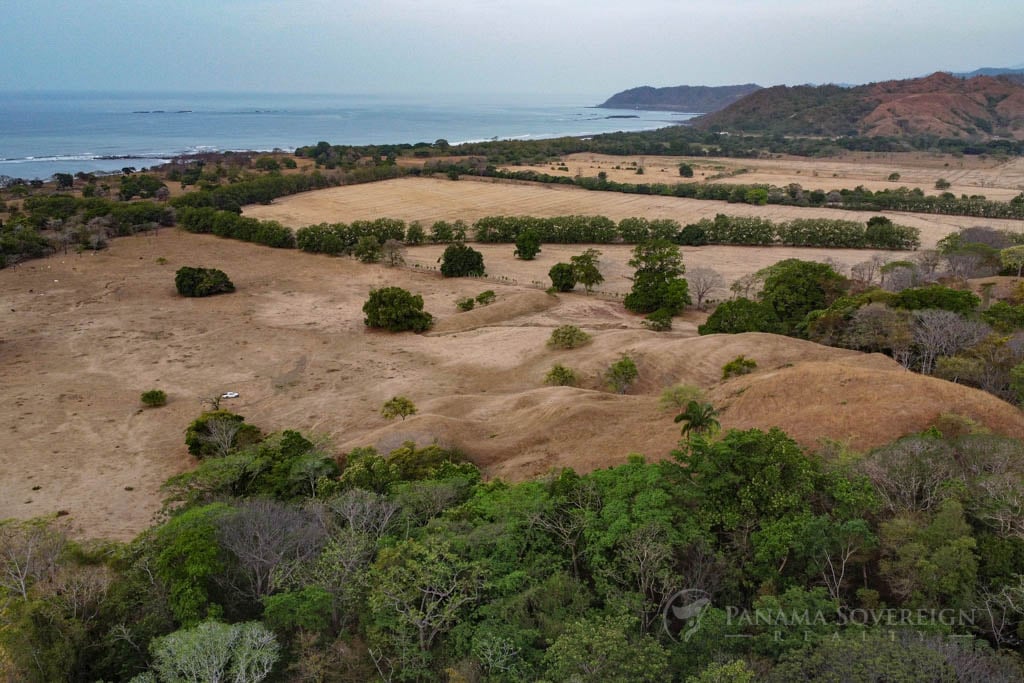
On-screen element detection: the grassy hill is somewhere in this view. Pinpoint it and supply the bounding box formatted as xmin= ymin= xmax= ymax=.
xmin=693 ymin=72 xmax=1024 ymax=140
xmin=596 ymin=83 xmax=762 ymax=112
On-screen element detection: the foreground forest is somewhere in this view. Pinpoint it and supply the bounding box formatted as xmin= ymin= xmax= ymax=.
xmin=4 ymin=418 xmax=1024 ymax=681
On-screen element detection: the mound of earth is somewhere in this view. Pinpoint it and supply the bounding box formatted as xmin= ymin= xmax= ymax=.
xmin=710 ymin=358 xmax=1024 ymax=449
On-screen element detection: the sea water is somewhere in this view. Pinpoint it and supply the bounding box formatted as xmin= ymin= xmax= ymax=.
xmin=0 ymin=91 xmax=696 ymax=181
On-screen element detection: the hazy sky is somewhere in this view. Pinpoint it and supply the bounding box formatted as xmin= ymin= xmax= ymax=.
xmin=3 ymin=0 xmax=1022 ymax=99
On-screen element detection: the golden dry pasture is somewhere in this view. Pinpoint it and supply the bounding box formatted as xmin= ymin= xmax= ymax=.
xmin=4 ymin=226 xmax=1024 ymax=540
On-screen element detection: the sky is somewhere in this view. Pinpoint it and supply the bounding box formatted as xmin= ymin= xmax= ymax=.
xmin=2 ymin=0 xmax=1023 ymax=100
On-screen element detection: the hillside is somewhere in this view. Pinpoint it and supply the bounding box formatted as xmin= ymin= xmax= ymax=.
xmin=6 ymin=229 xmax=1024 ymax=539
xmin=596 ymin=83 xmax=762 ymax=112
xmin=693 ymin=72 xmax=1024 ymax=139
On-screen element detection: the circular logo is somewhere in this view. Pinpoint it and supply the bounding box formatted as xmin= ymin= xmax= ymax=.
xmin=663 ymin=589 xmax=711 ymax=642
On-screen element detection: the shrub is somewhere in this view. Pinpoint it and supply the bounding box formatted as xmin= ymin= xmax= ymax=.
xmin=606 ymin=356 xmax=639 ymax=394
xmin=475 ymin=290 xmax=496 ymax=305
xmin=140 ymin=389 xmax=167 ymax=407
xmin=888 ymin=172 xmax=901 ymax=181
xmin=549 ymin=263 xmax=577 ymax=292
xmin=935 ymin=178 xmax=951 ymax=190
xmin=547 ymin=325 xmax=591 ymax=349
xmin=456 ymin=297 xmax=476 ymax=311
xmin=381 ymin=396 xmax=417 ymax=421
xmin=363 ymin=287 xmax=434 ymax=332
xmin=678 ymin=163 xmax=694 ymax=178
xmin=642 ymin=308 xmax=673 ymax=331
xmin=174 ymin=266 xmax=235 ymax=297
xmin=659 ymin=384 xmax=704 ymax=411
xmin=722 ymin=355 xmax=757 ymax=379
xmin=440 ymin=242 xmax=485 ymax=277
xmin=545 ymin=364 xmax=578 ymax=386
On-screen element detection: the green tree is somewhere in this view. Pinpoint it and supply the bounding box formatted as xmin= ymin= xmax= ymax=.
xmin=439 ymin=242 xmax=485 ymax=277
xmin=381 ymin=396 xmax=417 ymax=420
xmin=543 ymin=614 xmax=669 ymax=683
xmin=183 ymin=410 xmax=261 ymax=459
xmin=698 ymin=297 xmax=781 ymax=335
xmin=675 ymin=401 xmax=720 ymax=438
xmin=624 ymin=239 xmax=690 ymax=314
xmin=548 ymin=262 xmax=577 ymax=291
xmin=354 ymin=235 xmax=383 ymax=263
xmin=570 ymin=248 xmax=604 ymax=293
xmin=363 ymin=287 xmax=433 ymax=332
xmin=678 ymin=162 xmax=695 ymax=178
xmin=148 ymin=620 xmax=279 ymax=683
xmin=1000 ymin=245 xmax=1024 ymax=277
xmin=514 ymin=228 xmax=541 ymax=260
xmin=606 ymin=356 xmax=639 ymax=393
xmin=760 ymin=259 xmax=846 ymax=335
xmin=174 ymin=266 xmax=235 ymax=297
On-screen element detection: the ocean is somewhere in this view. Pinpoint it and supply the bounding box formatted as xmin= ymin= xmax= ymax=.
xmin=0 ymin=91 xmax=696 ymax=181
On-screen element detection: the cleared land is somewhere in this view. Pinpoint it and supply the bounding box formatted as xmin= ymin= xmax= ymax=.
xmin=244 ymin=176 xmax=1024 ymax=251
xmin=4 ymin=229 xmax=1024 ymax=540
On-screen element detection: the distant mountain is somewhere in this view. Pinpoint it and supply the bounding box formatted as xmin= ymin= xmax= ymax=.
xmin=596 ymin=84 xmax=762 ymax=113
xmin=952 ymin=66 xmax=1024 ymax=78
xmin=692 ymin=72 xmax=1024 ymax=139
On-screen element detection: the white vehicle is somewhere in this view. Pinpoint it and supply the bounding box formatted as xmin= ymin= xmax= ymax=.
xmin=221 ymin=391 xmax=240 ymax=399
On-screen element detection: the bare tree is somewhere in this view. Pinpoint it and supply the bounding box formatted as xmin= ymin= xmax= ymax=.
xmin=850 ymin=254 xmax=888 ymax=286
xmin=217 ymin=500 xmax=328 ymax=603
xmin=729 ymin=273 xmax=762 ymax=299
xmin=913 ymin=249 xmax=943 ymax=279
xmin=880 ymin=261 xmax=920 ymax=292
xmin=912 ymin=310 xmax=990 ymax=375
xmin=0 ymin=519 xmax=66 ymax=601
xmin=381 ymin=239 xmax=406 ymax=267
xmin=327 ymin=489 xmax=400 ymax=540
xmin=843 ymin=303 xmax=914 ymax=368
xmin=686 ymin=267 xmax=725 ymax=310
xmin=201 ymin=418 xmax=242 ymax=458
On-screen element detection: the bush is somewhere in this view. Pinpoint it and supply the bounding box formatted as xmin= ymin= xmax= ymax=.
xmin=475 ymin=290 xmax=496 ymax=305
xmin=456 ymin=297 xmax=475 ymax=311
xmin=678 ymin=163 xmax=694 ymax=178
xmin=140 ymin=389 xmax=167 ymax=407
xmin=935 ymin=178 xmax=951 ymax=190
xmin=439 ymin=243 xmax=485 ymax=277
xmin=722 ymin=355 xmax=757 ymax=379
xmin=642 ymin=308 xmax=673 ymax=331
xmin=659 ymin=384 xmax=704 ymax=411
xmin=545 ymin=364 xmax=578 ymax=386
xmin=363 ymin=287 xmax=434 ymax=332
xmin=547 ymin=325 xmax=591 ymax=349
xmin=174 ymin=266 xmax=235 ymax=297
xmin=549 ymin=263 xmax=577 ymax=292
xmin=606 ymin=356 xmax=639 ymax=394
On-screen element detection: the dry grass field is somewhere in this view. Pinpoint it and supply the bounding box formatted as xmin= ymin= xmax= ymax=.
xmin=509 ymin=152 xmax=1024 ymax=200
xmin=4 ymin=228 xmax=1024 ymax=541
xmin=244 ymin=176 xmax=1024 ymax=252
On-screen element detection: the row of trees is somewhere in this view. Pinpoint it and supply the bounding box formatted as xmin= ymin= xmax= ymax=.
xmin=4 ymin=415 xmax=1023 ymax=681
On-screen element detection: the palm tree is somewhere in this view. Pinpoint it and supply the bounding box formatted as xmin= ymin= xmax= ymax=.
xmin=674 ymin=401 xmax=720 ymax=438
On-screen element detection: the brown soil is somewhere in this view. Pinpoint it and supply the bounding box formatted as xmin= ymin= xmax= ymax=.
xmin=4 ymin=230 xmax=1024 ymax=541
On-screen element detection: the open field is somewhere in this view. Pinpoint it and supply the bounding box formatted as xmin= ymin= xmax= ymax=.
xmin=244 ymin=176 xmax=1024 ymax=250
xmin=508 ymin=152 xmax=1024 ymax=200
xmin=4 ymin=229 xmax=1024 ymax=540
